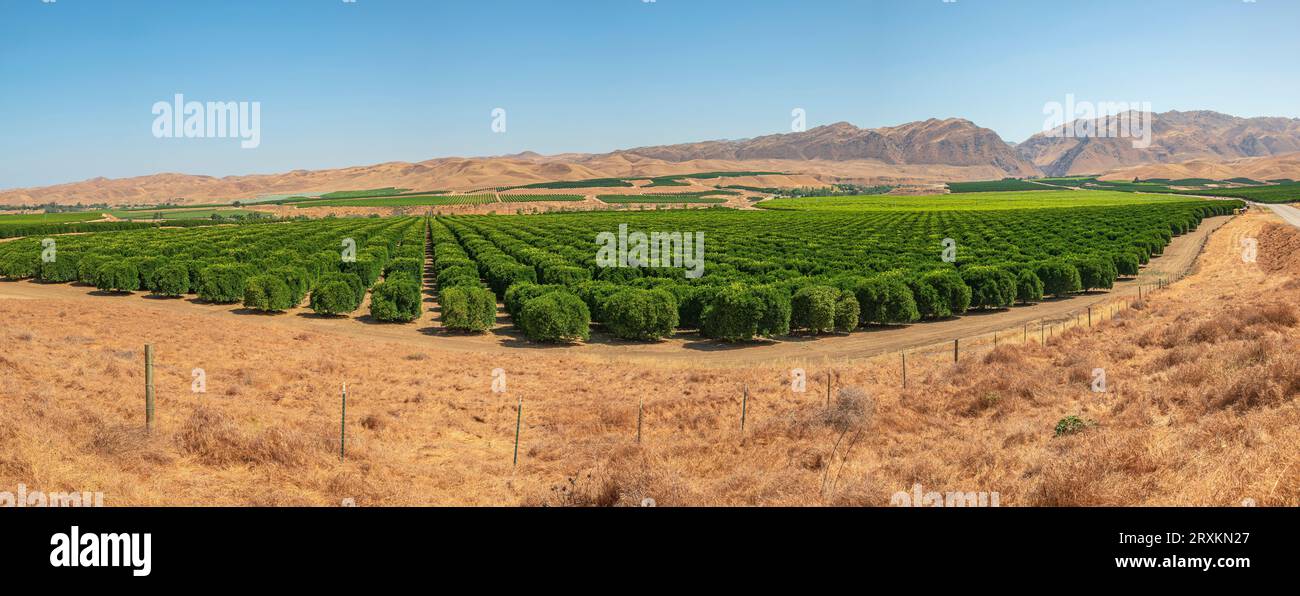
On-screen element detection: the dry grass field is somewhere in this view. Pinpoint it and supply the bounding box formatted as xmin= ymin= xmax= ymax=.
xmin=0 ymin=210 xmax=1296 ymax=506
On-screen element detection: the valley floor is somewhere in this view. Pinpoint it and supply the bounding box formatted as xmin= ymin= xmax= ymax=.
xmin=0 ymin=210 xmax=1296 ymax=505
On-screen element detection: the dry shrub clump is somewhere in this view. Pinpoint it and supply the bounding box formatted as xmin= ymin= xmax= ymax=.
xmin=174 ymin=407 xmax=322 ymax=467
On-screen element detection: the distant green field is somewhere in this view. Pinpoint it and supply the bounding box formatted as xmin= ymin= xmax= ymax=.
xmin=0 ymin=211 xmax=107 ymax=225
xmin=1190 ymin=183 xmax=1300 ymax=203
xmin=947 ymin=179 xmax=1056 ymax=193
xmin=759 ymin=190 xmax=1193 ymax=212
xmin=509 ymin=178 xmax=634 ymax=190
xmin=318 ymin=187 xmax=410 ymax=199
xmin=296 ymin=194 xmax=496 ymax=207
xmin=597 ymin=195 xmax=729 ymax=204
xmin=498 ymin=194 xmax=585 ymax=203
xmin=110 ymin=208 xmax=260 ymax=220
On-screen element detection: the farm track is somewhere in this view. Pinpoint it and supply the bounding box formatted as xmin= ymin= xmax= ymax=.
xmin=0 ymin=215 xmax=1232 ymax=368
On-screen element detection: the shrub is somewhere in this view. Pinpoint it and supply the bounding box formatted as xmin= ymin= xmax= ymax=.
xmin=1113 ymin=252 xmax=1140 ymax=278
xmin=94 ymin=260 xmax=140 ymax=293
xmin=370 ymin=277 xmax=423 ymax=322
xmin=341 ymin=256 xmax=382 ymax=286
xmin=1035 ymin=260 xmax=1082 ymax=298
xmin=310 ymin=279 xmax=361 ymax=315
xmin=438 ymin=264 xmax=480 ymax=288
xmin=504 ymin=282 xmax=562 ymax=318
xmin=384 ymin=257 xmax=422 ymax=280
xmin=853 ymin=274 xmax=919 ymax=325
xmin=923 ymin=269 xmax=971 ymax=316
xmin=77 ymin=254 xmax=108 ymax=285
xmin=126 ymin=256 xmax=162 ymax=291
xmin=1014 ymin=269 xmax=1044 ymax=304
xmin=0 ymin=252 xmax=39 ymax=279
xmin=272 ymin=266 xmax=311 ymax=305
xmin=701 ymin=283 xmax=764 ymax=341
xmin=317 ymin=272 xmax=366 ymax=304
xmin=909 ymin=278 xmax=949 ymax=319
xmin=1074 ymin=256 xmax=1118 ymax=291
xmin=518 ymin=290 xmax=590 ymax=342
xmin=961 ymin=266 xmax=1016 ymax=309
xmin=1053 ymin=415 xmax=1093 ymax=437
xmin=481 ymin=260 xmax=537 ymax=295
xmin=440 ymin=286 xmax=497 ymax=332
xmin=791 ymin=285 xmax=839 ymax=333
xmin=37 ymin=252 xmax=80 ymax=282
xmin=243 ymin=275 xmax=294 ymax=312
xmin=151 ymin=263 xmax=191 ymax=297
xmin=198 ymin=264 xmax=251 ymax=303
xmin=753 ymin=285 xmax=792 ymax=337
xmin=678 ymin=284 xmax=721 ymax=329
xmin=574 ymin=280 xmax=622 ymax=321
xmin=910 ymin=269 xmax=970 ymax=319
xmin=539 ymin=264 xmax=590 ymax=286
xmin=833 ymin=290 xmax=859 ymax=332
xmin=602 ymin=288 xmax=678 ymax=340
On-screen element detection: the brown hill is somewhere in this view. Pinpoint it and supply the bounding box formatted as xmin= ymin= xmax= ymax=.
xmin=618 ymin=119 xmax=1039 ymax=176
xmin=0 ymin=155 xmax=1027 ymax=209
xmin=1018 ymin=110 xmax=1300 ymax=176
xmin=1098 ymin=151 xmax=1300 ymax=182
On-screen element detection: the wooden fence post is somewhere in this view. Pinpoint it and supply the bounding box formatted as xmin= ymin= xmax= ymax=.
xmin=637 ymin=398 xmax=643 ymax=445
xmin=339 ymin=383 xmax=347 ymax=461
xmin=953 ymin=339 xmax=959 ymax=362
xmin=901 ymin=352 xmax=907 ymax=389
xmin=145 ymin=345 xmax=154 ymax=433
xmin=740 ymin=384 xmax=749 ymax=434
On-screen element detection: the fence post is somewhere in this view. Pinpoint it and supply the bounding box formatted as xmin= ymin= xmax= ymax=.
xmin=1040 ymin=322 xmax=1045 ymax=344
xmin=513 ymin=396 xmax=522 ymax=467
xmin=825 ymin=371 xmax=831 ymax=408
xmin=339 ymin=383 xmax=347 ymax=461
xmin=1088 ymin=307 xmax=1092 ymax=328
xmin=636 ymin=398 xmax=643 ymax=445
xmin=953 ymin=339 xmax=959 ymax=362
xmin=740 ymin=384 xmax=749 ymax=434
xmin=901 ymin=352 xmax=907 ymax=389
xmin=145 ymin=345 xmax=154 ymax=433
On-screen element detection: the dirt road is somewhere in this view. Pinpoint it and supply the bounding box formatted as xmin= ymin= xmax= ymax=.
xmin=0 ymin=215 xmax=1232 ymax=367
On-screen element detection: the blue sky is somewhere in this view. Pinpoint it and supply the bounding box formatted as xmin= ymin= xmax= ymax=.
xmin=2 ymin=0 xmax=1297 ymax=189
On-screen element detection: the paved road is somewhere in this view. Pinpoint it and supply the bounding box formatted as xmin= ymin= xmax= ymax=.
xmin=1259 ymin=201 xmax=1300 ymax=229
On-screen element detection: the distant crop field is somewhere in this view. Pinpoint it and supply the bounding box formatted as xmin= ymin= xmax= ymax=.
xmin=318 ymin=187 xmax=411 ymax=199
xmin=759 ymin=190 xmax=1188 ymax=211
xmin=509 ymin=178 xmax=634 ymax=190
xmin=110 ymin=208 xmax=260 ymax=220
xmin=0 ymin=211 xmax=107 ymax=225
xmin=498 ymin=194 xmax=585 ymax=203
xmin=947 ymin=179 xmax=1056 ymax=193
xmin=296 ymin=194 xmax=496 ymax=207
xmin=1193 ymin=183 xmax=1300 ymax=203
xmin=596 ymin=195 xmax=729 ymax=204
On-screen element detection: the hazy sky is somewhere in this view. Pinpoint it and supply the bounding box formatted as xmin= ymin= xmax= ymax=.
xmin=2 ymin=0 xmax=1297 ymax=189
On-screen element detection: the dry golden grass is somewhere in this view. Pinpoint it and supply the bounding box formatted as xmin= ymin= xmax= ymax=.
xmin=0 ymin=213 xmax=1296 ymax=506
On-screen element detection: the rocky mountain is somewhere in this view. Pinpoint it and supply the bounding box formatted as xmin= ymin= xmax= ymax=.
xmin=1018 ymin=110 xmax=1300 ymax=177
xmin=617 ymin=119 xmax=1040 ymax=176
